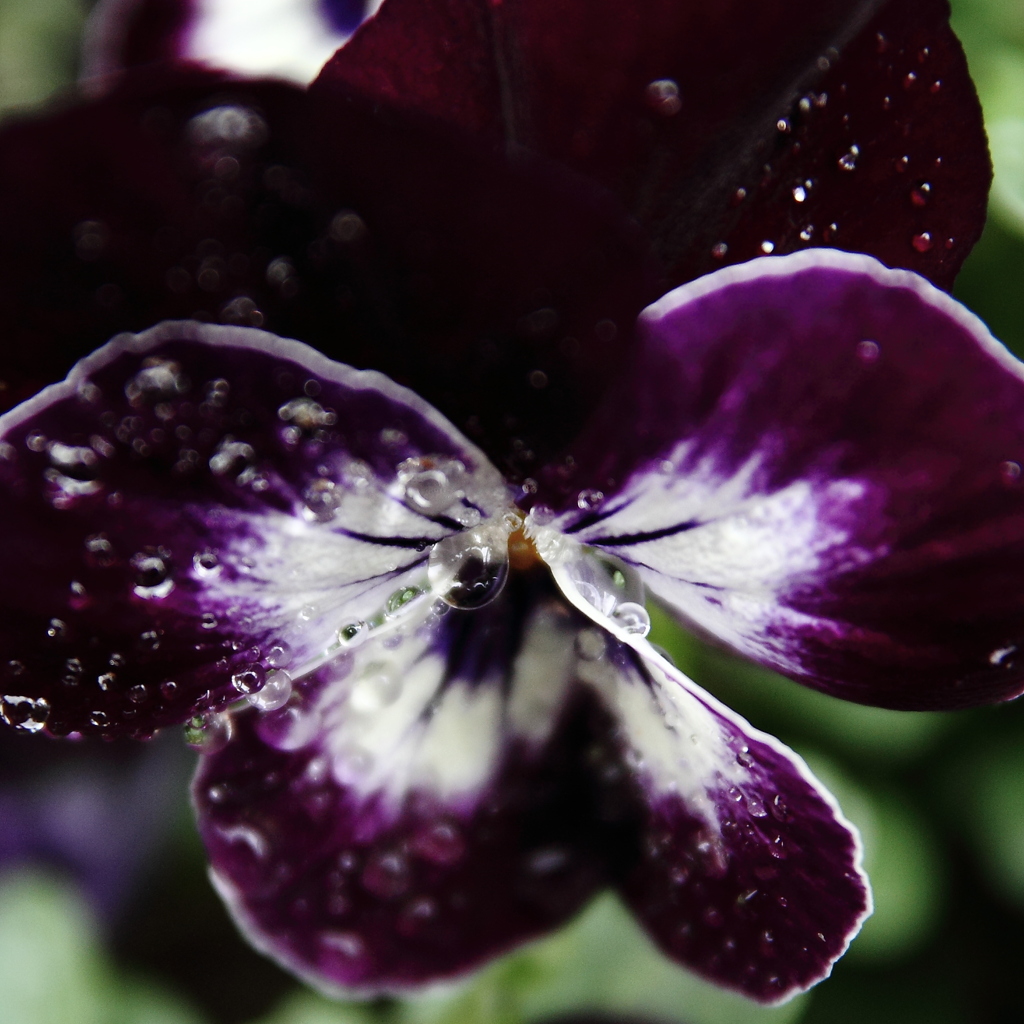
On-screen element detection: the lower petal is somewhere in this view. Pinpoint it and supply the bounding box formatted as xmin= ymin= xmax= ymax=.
xmin=194 ymin=576 xmax=606 ymax=993
xmin=577 ymin=637 xmax=870 ymax=1003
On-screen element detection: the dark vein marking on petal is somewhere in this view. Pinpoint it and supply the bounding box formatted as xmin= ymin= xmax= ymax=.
xmin=564 ymin=498 xmax=636 ymax=534
xmin=589 ymin=520 xmax=702 ymax=547
xmin=337 ymin=529 xmax=438 ymax=550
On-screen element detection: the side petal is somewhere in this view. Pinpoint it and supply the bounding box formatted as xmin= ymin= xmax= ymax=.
xmin=82 ymin=0 xmax=375 ymax=86
xmin=539 ymin=250 xmax=1024 ymax=710
xmin=194 ymin=576 xmax=606 ymax=994
xmin=321 ymin=0 xmax=989 ymax=287
xmin=0 ymin=321 xmax=508 ymax=738
xmin=575 ymin=635 xmax=870 ymax=1004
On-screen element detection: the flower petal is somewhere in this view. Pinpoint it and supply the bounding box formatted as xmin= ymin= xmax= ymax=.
xmin=193 ymin=577 xmax=606 ymax=993
xmin=83 ymin=0 xmax=375 ymax=86
xmin=0 ymin=320 xmax=507 ymax=738
xmin=540 ymin=250 xmax=1024 ymax=711
xmin=0 ymin=66 xmax=655 ymax=475
xmin=322 ymin=0 xmax=988 ymax=288
xmin=576 ymin=638 xmax=870 ymax=1004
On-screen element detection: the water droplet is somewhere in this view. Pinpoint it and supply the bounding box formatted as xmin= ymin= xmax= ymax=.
xmin=160 ymin=681 xmax=178 ymax=699
xmin=990 ymin=645 xmax=1017 ymax=666
xmin=193 ymin=549 xmax=220 ymax=576
xmin=575 ymin=627 xmax=607 ymax=661
xmin=404 ymin=468 xmax=456 ymax=515
xmin=911 ymin=182 xmax=931 ymax=207
xmin=450 ymin=505 xmax=482 ymax=528
xmin=856 ymin=340 xmax=880 ymax=363
xmin=611 ymin=602 xmax=651 ymax=636
xmin=837 ymin=145 xmax=860 ymax=171
xmin=266 ymin=642 xmax=292 ymax=669
xmin=321 ymin=931 xmax=365 ymax=959
xmin=138 ymin=630 xmax=161 ymax=653
xmin=711 ymin=242 xmax=728 ymax=259
xmin=330 ymin=209 xmax=367 ymax=243
xmin=526 ymin=846 xmax=570 ymax=875
xmin=46 ymin=618 xmax=67 ymax=640
xmin=337 ymin=621 xmax=366 ymax=646
xmin=132 ymin=551 xmax=174 ymax=599
xmin=645 ymin=78 xmax=682 ymax=116
xmin=184 ymin=711 xmax=233 ymax=752
xmin=247 ymin=669 xmax=293 ymax=711
xmin=791 ymin=185 xmax=807 ymax=203
xmin=428 ymin=524 xmax=510 ymax=610
xmin=128 ymin=683 xmax=149 ymax=703
xmin=0 ymin=695 xmax=50 ymax=732
xmin=799 ymin=225 xmax=814 ymax=241
xmin=385 ymin=585 xmax=424 ymax=617
xmin=125 ymin=358 xmax=189 ymax=407
xmin=759 ymin=240 xmax=775 ymax=254
xmin=303 ymin=478 xmax=340 ymax=521
xmin=1000 ymin=461 xmax=1021 ymax=485
xmin=528 ymin=369 xmax=549 ymax=389
xmin=577 ymin=488 xmax=604 ymax=511
xmin=362 ymin=850 xmax=410 ymax=899
xmin=775 ymin=117 xmax=791 ymax=133
xmin=232 ymin=664 xmax=266 ymax=695
xmin=412 ymin=821 xmax=465 ymax=865
xmin=903 ymin=71 xmax=917 ymax=89
xmin=189 ymin=105 xmax=268 ymax=150
xmin=745 ymin=793 xmax=768 ymax=818
xmin=209 ymin=438 xmax=255 ymax=477
xmin=912 ymin=231 xmax=933 ymax=253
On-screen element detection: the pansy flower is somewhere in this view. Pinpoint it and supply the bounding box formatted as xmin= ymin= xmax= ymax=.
xmin=0 ymin=0 xmax=1008 ymax=1009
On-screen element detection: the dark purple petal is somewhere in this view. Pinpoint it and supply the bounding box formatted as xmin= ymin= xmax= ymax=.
xmin=0 ymin=66 xmax=314 ymax=411
xmin=82 ymin=0 xmax=372 ymax=86
xmin=0 ymin=67 xmax=655 ymax=476
xmin=543 ymin=250 xmax=1024 ymax=711
xmin=0 ymin=320 xmax=508 ymax=738
xmin=194 ymin=576 xmax=606 ymax=993
xmin=575 ymin=638 xmax=869 ymax=1004
xmin=325 ymin=0 xmax=989 ymax=288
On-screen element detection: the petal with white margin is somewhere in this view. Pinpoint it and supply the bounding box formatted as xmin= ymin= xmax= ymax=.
xmin=542 ymin=250 xmax=1024 ymax=710
xmin=0 ymin=320 xmax=508 ymax=738
xmin=574 ymin=627 xmax=871 ymax=1004
xmin=194 ymin=575 xmax=607 ymax=994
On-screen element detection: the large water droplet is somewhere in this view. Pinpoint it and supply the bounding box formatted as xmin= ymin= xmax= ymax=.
xmin=611 ymin=602 xmax=651 ymax=636
xmin=911 ymin=231 xmax=933 ymax=253
xmin=385 ymin=585 xmax=424 ymax=618
xmin=428 ymin=524 xmax=510 ymax=610
xmin=0 ymin=695 xmax=50 ymax=733
xmin=646 ymin=78 xmax=682 ymax=116
xmin=232 ymin=664 xmax=266 ymax=695
xmin=247 ymin=669 xmax=293 ymax=712
xmin=184 ymin=710 xmax=233 ymax=752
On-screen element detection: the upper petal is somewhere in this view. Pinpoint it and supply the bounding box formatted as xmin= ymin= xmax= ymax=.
xmin=0 ymin=320 xmax=507 ymax=738
xmin=82 ymin=0 xmax=375 ymax=86
xmin=0 ymin=66 xmax=656 ymax=475
xmin=321 ymin=0 xmax=989 ymax=288
xmin=539 ymin=250 xmax=1024 ymax=711
xmin=194 ymin=574 xmax=606 ymax=994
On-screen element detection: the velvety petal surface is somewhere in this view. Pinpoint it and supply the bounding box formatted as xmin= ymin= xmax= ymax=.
xmin=194 ymin=574 xmax=607 ymax=994
xmin=0 ymin=321 xmax=508 ymax=738
xmin=538 ymin=250 xmax=1024 ymax=711
xmin=324 ymin=0 xmax=989 ymax=288
xmin=575 ymin=635 xmax=869 ymax=1004
xmin=82 ymin=0 xmax=374 ymax=86
xmin=0 ymin=67 xmax=655 ymax=475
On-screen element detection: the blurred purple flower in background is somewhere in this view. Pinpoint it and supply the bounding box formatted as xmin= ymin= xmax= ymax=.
xmin=0 ymin=0 xmax=1016 ymax=1011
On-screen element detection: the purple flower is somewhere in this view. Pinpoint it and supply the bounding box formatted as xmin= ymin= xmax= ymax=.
xmin=0 ymin=0 xmax=1005 ymax=1008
